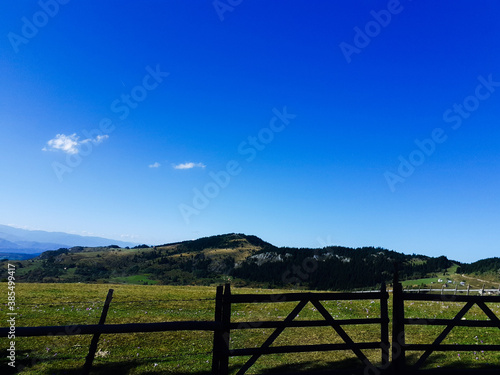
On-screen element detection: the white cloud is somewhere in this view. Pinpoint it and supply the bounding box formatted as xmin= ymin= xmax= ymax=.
xmin=43 ymin=133 xmax=79 ymax=154
xmin=149 ymin=162 xmax=161 ymax=168
xmin=43 ymin=133 xmax=109 ymax=154
xmin=173 ymin=162 xmax=206 ymax=170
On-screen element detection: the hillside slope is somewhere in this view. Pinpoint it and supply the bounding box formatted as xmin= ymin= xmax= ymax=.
xmin=9 ymin=234 xmax=266 ymax=285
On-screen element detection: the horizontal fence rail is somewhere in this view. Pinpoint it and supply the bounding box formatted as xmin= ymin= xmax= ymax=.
xmin=403 ymin=294 xmax=500 ymax=302
xmin=403 ymin=288 xmax=500 ymax=293
xmin=229 ymin=291 xmax=388 ymax=303
xmin=0 ymin=320 xmax=222 ymax=337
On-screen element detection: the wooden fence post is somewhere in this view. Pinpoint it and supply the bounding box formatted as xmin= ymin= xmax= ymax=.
xmin=392 ymin=273 xmax=405 ymax=375
xmin=212 ymin=285 xmax=224 ymax=375
xmin=380 ymin=282 xmax=390 ymax=369
xmin=219 ymin=283 xmax=231 ymax=375
xmin=82 ymin=289 xmax=114 ymax=375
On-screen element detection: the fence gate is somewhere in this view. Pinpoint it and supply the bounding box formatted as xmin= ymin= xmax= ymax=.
xmin=212 ymin=283 xmax=390 ymax=375
xmin=392 ymin=275 xmax=500 ymax=374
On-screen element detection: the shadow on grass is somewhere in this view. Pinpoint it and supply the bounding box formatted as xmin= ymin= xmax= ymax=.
xmin=42 ymin=358 xmax=370 ymax=375
xmin=0 ymin=348 xmax=202 ymax=375
xmin=258 ymin=357 xmax=370 ymax=374
xmin=0 ymin=353 xmax=371 ymax=375
xmin=44 ymin=361 xmax=213 ymax=375
xmin=2 ymin=349 xmax=498 ymax=375
xmin=254 ymin=353 xmax=500 ymax=374
xmin=1 ymin=348 xmax=40 ymax=375
xmin=390 ymin=352 xmax=500 ymax=375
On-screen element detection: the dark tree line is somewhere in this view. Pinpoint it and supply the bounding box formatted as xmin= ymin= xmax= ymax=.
xmin=234 ymin=247 xmax=452 ymax=290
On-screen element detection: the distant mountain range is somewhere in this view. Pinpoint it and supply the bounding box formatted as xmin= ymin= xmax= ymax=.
xmin=0 ymin=224 xmax=138 ymax=258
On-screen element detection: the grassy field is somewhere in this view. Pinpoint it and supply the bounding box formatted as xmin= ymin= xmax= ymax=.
xmin=1 ymin=283 xmax=499 ymax=374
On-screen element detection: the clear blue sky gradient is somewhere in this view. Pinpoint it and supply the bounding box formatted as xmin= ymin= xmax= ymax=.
xmin=1 ymin=1 xmax=499 ymax=262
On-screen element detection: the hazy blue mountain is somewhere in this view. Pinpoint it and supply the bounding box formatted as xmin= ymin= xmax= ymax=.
xmin=0 ymin=224 xmax=138 ymax=253
xmin=0 ymin=252 xmax=41 ymax=260
xmin=0 ymin=238 xmax=20 ymax=249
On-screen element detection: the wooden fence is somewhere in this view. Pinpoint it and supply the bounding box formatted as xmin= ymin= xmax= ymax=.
xmin=392 ymin=275 xmax=500 ymax=375
xmin=1 ymin=277 xmax=499 ymax=375
xmin=212 ymin=283 xmax=390 ymax=375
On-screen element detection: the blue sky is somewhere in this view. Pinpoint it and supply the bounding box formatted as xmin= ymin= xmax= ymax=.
xmin=1 ymin=1 xmax=499 ymax=262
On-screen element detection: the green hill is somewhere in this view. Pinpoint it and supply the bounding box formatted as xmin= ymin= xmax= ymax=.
xmin=7 ymin=234 xmax=266 ymax=285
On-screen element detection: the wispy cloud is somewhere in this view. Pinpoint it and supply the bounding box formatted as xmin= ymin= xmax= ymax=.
xmin=84 ymin=135 xmax=108 ymax=145
xmin=42 ymin=133 xmax=109 ymax=154
xmin=149 ymin=162 xmax=161 ymax=168
xmin=173 ymin=162 xmax=206 ymax=170
xmin=43 ymin=133 xmax=79 ymax=154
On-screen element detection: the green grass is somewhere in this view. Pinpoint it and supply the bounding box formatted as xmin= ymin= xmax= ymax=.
xmin=109 ymin=274 xmax=160 ymax=285
xmin=401 ymin=276 xmax=441 ymax=287
xmin=1 ymin=283 xmax=499 ymax=374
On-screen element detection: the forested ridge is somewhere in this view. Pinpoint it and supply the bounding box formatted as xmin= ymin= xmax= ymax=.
xmin=456 ymin=257 xmax=500 ymax=276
